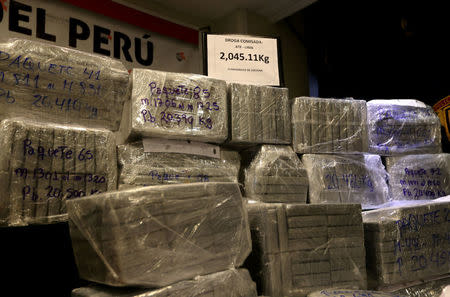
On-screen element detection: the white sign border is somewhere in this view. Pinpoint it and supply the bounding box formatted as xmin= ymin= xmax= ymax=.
xmin=203 ymin=33 xmax=284 ymax=87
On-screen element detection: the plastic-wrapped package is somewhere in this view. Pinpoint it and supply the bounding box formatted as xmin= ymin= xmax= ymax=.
xmin=363 ymin=199 xmax=450 ymax=288
xmin=117 ymin=141 xmax=240 ymax=189
xmin=244 ymin=145 xmax=308 ymax=203
xmin=245 ymin=202 xmax=367 ymax=297
xmin=120 ymin=69 xmax=227 ymax=143
xmin=292 ymin=97 xmax=367 ymax=153
xmin=307 ymin=289 xmax=407 ymax=297
xmin=392 ymin=276 xmax=450 ymax=297
xmin=71 ymin=269 xmax=257 ymax=297
xmin=67 ymin=182 xmax=251 ymax=287
xmin=228 ymin=83 xmax=291 ymax=144
xmin=367 ymin=100 xmax=442 ymax=155
xmin=302 ymin=154 xmax=389 ymax=209
xmin=0 ymin=38 xmax=129 ymax=131
xmin=385 ymin=154 xmax=450 ymax=201
xmin=0 ymin=118 xmax=117 ymax=227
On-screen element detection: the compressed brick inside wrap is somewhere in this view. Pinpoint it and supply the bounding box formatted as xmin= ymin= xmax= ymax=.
xmin=67 ymin=182 xmax=251 ymax=287
xmin=302 ymin=154 xmax=389 ymax=209
xmin=363 ymin=198 xmax=450 ymax=288
xmin=366 ymin=100 xmax=441 ymax=156
xmin=244 ymin=145 xmax=308 ymax=203
xmin=121 ymin=69 xmax=227 ymax=143
xmin=385 ymin=154 xmax=450 ymax=201
xmin=292 ymin=97 xmax=367 ymax=154
xmin=117 ymin=141 xmax=240 ymax=189
xmin=245 ymin=202 xmax=367 ymax=297
xmin=71 ymin=269 xmax=257 ymax=297
xmin=0 ymin=38 xmax=129 ymax=131
xmin=228 ymin=83 xmax=291 ymax=144
xmin=0 ymin=118 xmax=117 ymax=226
xmin=307 ymin=289 xmax=407 ymax=297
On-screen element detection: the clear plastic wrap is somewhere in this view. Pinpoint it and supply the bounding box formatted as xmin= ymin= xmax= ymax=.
xmin=244 ymin=145 xmax=308 ymax=203
xmin=117 ymin=141 xmax=240 ymax=189
xmin=302 ymin=154 xmax=389 ymax=209
xmin=363 ymin=199 xmax=450 ymax=288
xmin=228 ymin=83 xmax=291 ymax=144
xmin=71 ymin=269 xmax=257 ymax=297
xmin=0 ymin=38 xmax=129 ymax=131
xmin=307 ymin=289 xmax=407 ymax=297
xmin=245 ymin=202 xmax=367 ymax=297
xmin=67 ymin=182 xmax=251 ymax=287
xmin=392 ymin=276 xmax=450 ymax=297
xmin=121 ymin=69 xmax=227 ymax=143
xmin=367 ymin=100 xmax=442 ymax=156
xmin=292 ymin=97 xmax=367 ymax=153
xmin=0 ymin=118 xmax=117 ymax=227
xmin=385 ymin=153 xmax=450 ymax=201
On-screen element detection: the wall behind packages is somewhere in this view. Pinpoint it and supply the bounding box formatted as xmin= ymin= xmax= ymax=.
xmin=0 ymin=0 xmax=201 ymax=73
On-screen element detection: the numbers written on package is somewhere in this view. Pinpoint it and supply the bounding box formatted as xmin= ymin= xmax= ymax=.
xmin=219 ymin=52 xmax=270 ymax=64
xmin=318 ymin=291 xmax=383 ymax=297
xmin=396 ymin=249 xmax=450 ymax=276
xmin=14 ymin=168 xmax=106 ymax=185
xmin=141 ymin=110 xmax=214 ymax=130
xmin=31 ymin=94 xmax=98 ymax=119
xmin=325 ymin=173 xmax=374 ymax=192
xmin=149 ymin=170 xmax=209 ymax=182
xmin=21 ymin=185 xmax=102 ymax=201
xmin=0 ymin=70 xmax=102 ymax=97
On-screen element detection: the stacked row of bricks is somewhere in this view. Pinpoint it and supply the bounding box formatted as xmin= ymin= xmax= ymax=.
xmin=1 ymin=37 xmax=449 ymax=297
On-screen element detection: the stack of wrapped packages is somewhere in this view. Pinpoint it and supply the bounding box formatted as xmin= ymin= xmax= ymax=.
xmin=244 ymin=145 xmax=308 ymax=203
xmin=227 ymin=83 xmax=291 ymax=145
xmin=291 ymin=97 xmax=390 ymax=208
xmin=3 ymin=37 xmax=448 ymax=296
xmin=366 ymin=99 xmax=442 ymax=156
xmin=116 ymin=68 xmax=242 ymax=189
xmin=362 ymin=99 xmax=449 ymax=292
xmin=242 ymin=97 xmax=373 ymax=296
xmin=117 ymin=142 xmax=240 ymax=189
xmin=245 ymin=202 xmax=367 ymax=297
xmin=363 ymin=198 xmax=450 ymax=291
xmin=67 ymin=183 xmax=256 ymax=296
xmin=70 ymin=69 xmax=258 ymax=296
xmin=0 ymin=38 xmax=129 ymax=226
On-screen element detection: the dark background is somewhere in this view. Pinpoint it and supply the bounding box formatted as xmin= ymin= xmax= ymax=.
xmin=293 ymin=0 xmax=449 ymax=106
xmin=0 ymin=223 xmax=87 ymax=296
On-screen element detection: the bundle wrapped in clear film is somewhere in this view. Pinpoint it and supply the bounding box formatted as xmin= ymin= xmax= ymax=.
xmin=302 ymin=154 xmax=389 ymax=209
xmin=117 ymin=141 xmax=240 ymax=189
xmin=367 ymin=100 xmax=441 ymax=156
xmin=121 ymin=69 xmax=227 ymax=143
xmin=0 ymin=38 xmax=129 ymax=131
xmin=245 ymin=202 xmax=367 ymax=297
xmin=385 ymin=153 xmax=450 ymax=201
xmin=67 ymin=182 xmax=251 ymax=287
xmin=244 ymin=145 xmax=308 ymax=203
xmin=363 ymin=198 xmax=450 ymax=288
xmin=228 ymin=83 xmax=291 ymax=144
xmin=292 ymin=97 xmax=367 ymax=154
xmin=0 ymin=118 xmax=117 ymax=227
xmin=392 ymin=276 xmax=450 ymax=297
xmin=307 ymin=289 xmax=407 ymax=297
xmin=71 ymin=269 xmax=258 ymax=297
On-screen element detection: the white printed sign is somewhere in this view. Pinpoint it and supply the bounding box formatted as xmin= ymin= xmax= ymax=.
xmin=206 ymin=34 xmax=280 ymax=86
xmin=143 ymin=138 xmax=220 ymax=158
